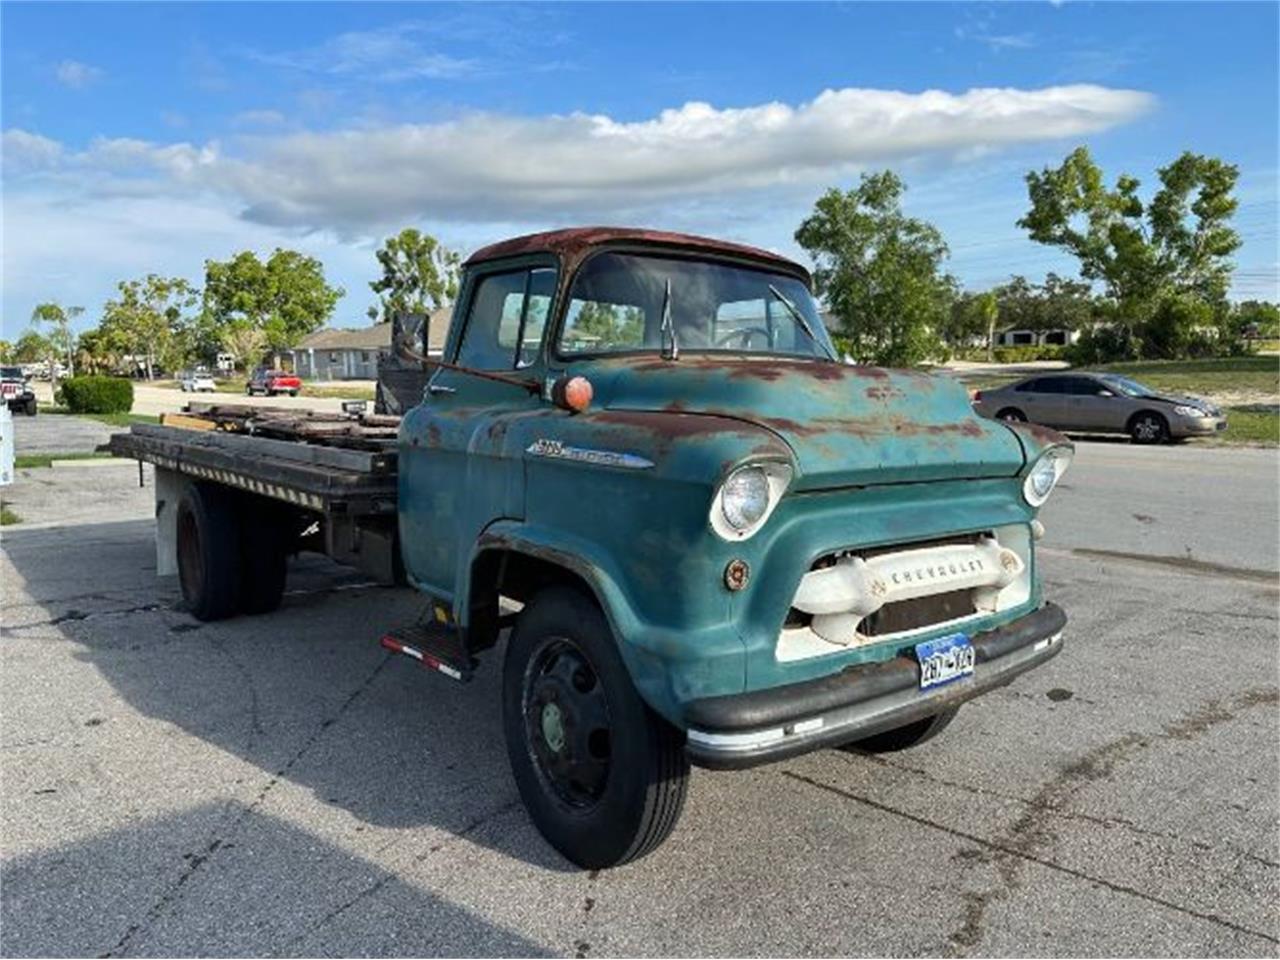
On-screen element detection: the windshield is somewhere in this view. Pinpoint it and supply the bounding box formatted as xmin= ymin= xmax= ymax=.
xmin=558 ymin=252 xmax=834 ymax=360
xmin=1098 ymin=374 xmax=1158 ymax=398
xmin=1 ymin=367 xmax=23 ymax=379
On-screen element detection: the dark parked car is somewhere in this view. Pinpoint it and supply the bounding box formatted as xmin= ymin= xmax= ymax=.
xmin=1 ymin=366 xmax=37 ymax=416
xmin=973 ymin=372 xmax=1226 ymax=443
xmin=246 ymin=368 xmax=301 ymax=397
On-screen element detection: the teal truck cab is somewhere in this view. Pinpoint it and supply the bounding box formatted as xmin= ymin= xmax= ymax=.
xmin=112 ymin=227 xmax=1072 ymax=870
xmin=396 ymin=228 xmax=1071 ymax=867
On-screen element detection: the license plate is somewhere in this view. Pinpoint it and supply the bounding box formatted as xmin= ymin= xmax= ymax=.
xmin=915 ymin=632 xmax=975 ymax=690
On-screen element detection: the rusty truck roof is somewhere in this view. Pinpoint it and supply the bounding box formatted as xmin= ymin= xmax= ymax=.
xmin=464 ymin=226 xmax=810 ymax=281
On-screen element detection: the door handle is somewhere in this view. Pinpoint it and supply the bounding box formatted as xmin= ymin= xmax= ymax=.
xmin=427 ymin=383 xmax=456 ymax=396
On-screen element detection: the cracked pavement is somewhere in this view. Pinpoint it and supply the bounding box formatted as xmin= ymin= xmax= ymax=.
xmin=1 ymin=426 xmax=1277 ymax=956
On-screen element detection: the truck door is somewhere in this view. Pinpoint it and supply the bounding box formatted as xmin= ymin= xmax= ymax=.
xmin=399 ymin=265 xmax=556 ymax=604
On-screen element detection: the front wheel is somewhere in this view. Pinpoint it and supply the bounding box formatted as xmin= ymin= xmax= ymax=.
xmin=289 ymin=389 xmax=299 ymax=397
xmin=25 ymin=399 xmax=37 ymax=416
xmin=503 ymin=588 xmax=689 ymax=869
xmin=1129 ymin=411 xmax=1169 ymax=444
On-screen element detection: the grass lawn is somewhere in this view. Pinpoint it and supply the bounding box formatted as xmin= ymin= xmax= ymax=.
xmin=299 ymin=384 xmax=376 ymax=401
xmin=42 ymin=406 xmax=161 ymax=427
xmin=0 ymin=502 xmax=20 ymax=525
xmin=13 ymin=451 xmax=116 ymax=470
xmin=1209 ymin=406 xmax=1280 ymax=446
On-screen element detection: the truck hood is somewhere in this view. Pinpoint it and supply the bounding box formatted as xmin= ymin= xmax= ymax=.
xmin=580 ymin=356 xmax=1028 ymax=489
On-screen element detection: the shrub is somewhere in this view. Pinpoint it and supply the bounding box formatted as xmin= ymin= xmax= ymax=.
xmin=989 ymin=344 xmax=1066 ymax=363
xmin=57 ymin=376 xmax=134 ymax=414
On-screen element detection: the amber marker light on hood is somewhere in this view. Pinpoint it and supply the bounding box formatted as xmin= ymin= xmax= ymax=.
xmin=553 ymin=375 xmax=593 ymax=413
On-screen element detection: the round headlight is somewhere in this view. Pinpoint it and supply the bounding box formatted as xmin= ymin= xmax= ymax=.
xmin=721 ymin=466 xmax=770 ymax=530
xmin=1023 ymin=447 xmax=1072 ymax=507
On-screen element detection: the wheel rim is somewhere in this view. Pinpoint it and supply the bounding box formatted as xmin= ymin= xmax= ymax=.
xmin=999 ymin=410 xmax=1024 ymax=422
xmin=523 ymin=637 xmax=612 ymax=809
xmin=177 ymin=508 xmax=202 ymax=601
xmin=1134 ymin=417 xmax=1160 ymax=440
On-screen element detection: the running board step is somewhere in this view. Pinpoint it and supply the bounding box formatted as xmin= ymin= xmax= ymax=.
xmin=381 ymin=623 xmax=475 ymax=682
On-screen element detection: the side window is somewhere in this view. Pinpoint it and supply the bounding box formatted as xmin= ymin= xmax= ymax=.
xmin=457 ymin=268 xmax=556 ymax=370
xmin=1062 ymin=377 xmax=1099 ymax=396
xmin=1015 ymin=379 xmax=1042 ymax=393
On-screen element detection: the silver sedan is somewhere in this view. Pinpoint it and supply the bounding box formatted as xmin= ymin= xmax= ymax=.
xmin=972 ymin=372 xmax=1228 ymax=443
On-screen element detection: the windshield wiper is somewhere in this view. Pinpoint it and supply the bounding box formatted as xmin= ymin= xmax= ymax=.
xmin=660 ymin=277 xmax=679 ymax=361
xmin=768 ymin=284 xmax=834 ymax=360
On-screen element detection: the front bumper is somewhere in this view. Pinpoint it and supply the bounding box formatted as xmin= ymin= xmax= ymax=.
xmin=1171 ymin=415 xmax=1228 ymax=437
xmin=684 ymin=601 xmax=1067 ymax=769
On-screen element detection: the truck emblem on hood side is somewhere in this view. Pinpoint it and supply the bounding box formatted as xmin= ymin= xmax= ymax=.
xmin=526 ymin=439 xmax=654 ymax=470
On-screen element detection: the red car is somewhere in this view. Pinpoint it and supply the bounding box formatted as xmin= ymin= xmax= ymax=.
xmin=246 ymin=368 xmax=301 ymax=397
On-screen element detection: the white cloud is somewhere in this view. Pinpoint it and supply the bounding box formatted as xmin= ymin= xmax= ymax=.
xmin=4 ymin=84 xmax=1154 ymax=234
xmin=1 ymin=129 xmax=64 ymax=174
xmin=246 ymin=22 xmax=481 ymax=82
xmin=232 ymin=109 xmax=286 ymax=127
xmin=54 ymin=59 xmax=104 ymax=89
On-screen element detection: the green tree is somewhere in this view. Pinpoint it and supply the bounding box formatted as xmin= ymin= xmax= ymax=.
xmin=0 ymin=340 xmax=12 ymax=364
xmin=203 ymin=249 xmax=344 ymax=351
xmin=1019 ymin=147 xmax=1241 ymax=311
xmin=13 ymin=329 xmax=54 ymax=364
xmin=369 ymin=228 xmax=460 ymax=325
xmin=795 ymin=172 xmax=955 ymax=365
xmin=30 ymin=301 xmax=84 ymax=381
xmin=1233 ymin=300 xmax=1279 ymax=339
xmin=945 ymin=291 xmax=999 ymax=358
xmin=219 ymin=320 xmax=268 ymax=373
xmin=101 ymin=275 xmax=199 ymax=379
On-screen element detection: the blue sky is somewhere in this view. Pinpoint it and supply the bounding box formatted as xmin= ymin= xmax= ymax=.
xmin=2 ymin=1 xmax=1277 ymax=334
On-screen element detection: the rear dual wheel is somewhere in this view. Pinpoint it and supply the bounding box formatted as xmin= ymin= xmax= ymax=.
xmin=176 ymin=482 xmax=290 ymax=621
xmin=503 ymin=588 xmax=689 ymax=869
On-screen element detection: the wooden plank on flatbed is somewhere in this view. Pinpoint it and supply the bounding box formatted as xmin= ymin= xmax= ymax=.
xmin=128 ymin=423 xmax=396 ymax=475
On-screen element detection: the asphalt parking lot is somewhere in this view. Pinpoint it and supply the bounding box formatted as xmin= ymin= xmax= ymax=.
xmin=2 ymin=418 xmax=1277 ymax=957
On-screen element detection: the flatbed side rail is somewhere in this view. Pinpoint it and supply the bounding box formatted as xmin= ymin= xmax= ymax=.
xmin=109 ymin=424 xmax=398 ymax=516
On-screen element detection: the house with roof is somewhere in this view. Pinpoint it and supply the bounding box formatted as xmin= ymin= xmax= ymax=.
xmin=291 ymin=308 xmax=451 ymax=380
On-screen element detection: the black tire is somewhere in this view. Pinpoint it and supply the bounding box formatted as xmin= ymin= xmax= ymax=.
xmin=1128 ymin=410 xmax=1169 ymax=444
xmin=503 ymin=587 xmax=689 ymax=869
xmin=176 ymin=482 xmax=242 ymax=621
xmin=25 ymin=399 xmax=37 ymax=416
xmin=289 ymin=389 xmax=299 ymax=398
xmin=238 ymin=496 xmax=289 ymax=615
xmin=246 ymin=386 xmax=254 ymax=396
xmin=843 ymin=707 xmax=960 ymax=753
xmin=995 ymin=407 xmax=1026 ymax=423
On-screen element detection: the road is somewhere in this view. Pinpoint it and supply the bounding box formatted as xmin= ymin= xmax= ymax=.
xmin=1 ymin=421 xmax=1277 ymax=957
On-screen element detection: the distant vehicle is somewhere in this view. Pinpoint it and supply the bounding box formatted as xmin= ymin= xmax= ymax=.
xmin=246 ymin=368 xmax=301 ymax=397
xmin=179 ymin=370 xmax=217 ymax=393
xmin=0 ymin=366 xmax=37 ymax=416
xmin=973 ymin=372 xmax=1227 ymax=443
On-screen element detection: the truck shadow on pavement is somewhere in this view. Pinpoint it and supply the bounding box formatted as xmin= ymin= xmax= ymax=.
xmin=3 ymin=519 xmax=577 ymax=879
xmin=1 ymin=801 xmax=550 ymax=957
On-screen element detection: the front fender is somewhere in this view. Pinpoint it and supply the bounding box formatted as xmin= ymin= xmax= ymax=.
xmin=473 ymin=520 xmax=749 ymax=726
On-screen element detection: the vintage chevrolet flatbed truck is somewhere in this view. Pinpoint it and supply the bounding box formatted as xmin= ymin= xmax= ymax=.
xmin=111 ymin=227 xmax=1073 ymax=868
